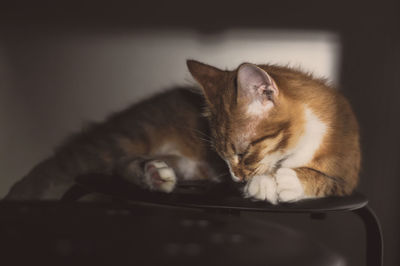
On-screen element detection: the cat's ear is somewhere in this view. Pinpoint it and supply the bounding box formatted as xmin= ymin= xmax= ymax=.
xmin=237 ymin=63 xmax=279 ymax=115
xmin=187 ymin=60 xmax=225 ymax=105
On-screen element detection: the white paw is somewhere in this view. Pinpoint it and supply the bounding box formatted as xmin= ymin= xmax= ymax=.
xmin=244 ymin=175 xmax=278 ymax=204
xmin=275 ymin=168 xmax=305 ymax=203
xmin=144 ymin=160 xmax=177 ymax=193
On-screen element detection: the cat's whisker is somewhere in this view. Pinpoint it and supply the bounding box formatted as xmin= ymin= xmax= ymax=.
xmin=212 ymin=172 xmax=230 ymax=179
xmin=177 ymin=126 xmax=214 ymax=143
xmin=176 ymin=125 xmax=217 ymax=153
xmin=183 ymin=126 xmax=210 ymax=138
xmin=251 ymin=165 xmax=264 ymax=177
xmin=193 ymin=129 xmax=211 ymax=139
xmin=197 ymin=137 xmax=213 ymax=144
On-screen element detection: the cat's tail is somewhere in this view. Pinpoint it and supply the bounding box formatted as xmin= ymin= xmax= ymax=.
xmin=4 ymin=121 xmax=124 ymax=201
xmin=3 ymin=155 xmax=83 ymax=200
xmin=4 ymin=144 xmax=114 ymax=200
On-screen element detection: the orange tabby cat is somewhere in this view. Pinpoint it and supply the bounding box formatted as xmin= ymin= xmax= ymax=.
xmin=187 ymin=60 xmax=360 ymax=203
xmin=5 ymin=60 xmax=360 ymax=204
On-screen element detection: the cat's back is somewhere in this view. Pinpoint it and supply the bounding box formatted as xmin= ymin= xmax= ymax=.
xmin=113 ymin=87 xmax=205 ymax=122
xmin=57 ymin=87 xmax=208 ymax=156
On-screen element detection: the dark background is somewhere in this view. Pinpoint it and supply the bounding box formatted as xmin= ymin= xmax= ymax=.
xmin=1 ymin=1 xmax=399 ymax=265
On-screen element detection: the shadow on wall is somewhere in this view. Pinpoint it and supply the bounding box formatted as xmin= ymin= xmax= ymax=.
xmin=0 ymin=29 xmax=340 ymax=198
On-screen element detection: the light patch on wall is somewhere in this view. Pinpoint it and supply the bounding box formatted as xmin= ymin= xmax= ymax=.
xmin=118 ymin=29 xmax=341 ymax=95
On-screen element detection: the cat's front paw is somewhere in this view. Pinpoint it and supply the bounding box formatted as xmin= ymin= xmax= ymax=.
xmin=244 ymin=175 xmax=278 ymax=204
xmin=144 ymin=160 xmax=177 ymax=193
xmin=275 ymin=168 xmax=305 ymax=203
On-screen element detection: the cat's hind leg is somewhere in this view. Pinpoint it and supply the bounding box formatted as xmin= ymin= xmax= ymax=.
xmin=142 ymin=160 xmax=176 ymax=192
xmin=116 ymin=156 xmax=180 ymax=193
xmin=116 ymin=154 xmax=215 ymax=193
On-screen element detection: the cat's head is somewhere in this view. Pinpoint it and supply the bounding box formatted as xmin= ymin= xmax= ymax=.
xmin=187 ymin=60 xmax=295 ymax=182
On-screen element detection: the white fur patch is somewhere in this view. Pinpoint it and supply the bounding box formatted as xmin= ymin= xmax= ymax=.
xmin=144 ymin=160 xmax=177 ymax=193
xmin=232 ymin=155 xmax=239 ymax=164
xmin=155 ymin=142 xmax=181 ymax=156
xmin=177 ymin=157 xmax=200 ymax=180
xmin=154 ymin=142 xmax=201 ymax=180
xmin=275 ymin=168 xmax=305 ymax=202
xmin=282 ymin=107 xmax=327 ymax=168
xmin=246 ymin=101 xmax=273 ymax=116
xmin=225 ymin=159 xmax=241 ymax=182
xmin=149 ymin=161 xmax=168 ymax=169
xmin=158 ymin=168 xmax=176 ymax=181
xmin=244 ymin=175 xmax=278 ymax=204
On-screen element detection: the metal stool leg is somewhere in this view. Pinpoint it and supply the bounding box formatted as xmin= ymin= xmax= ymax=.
xmin=353 ymin=205 xmax=384 ymax=266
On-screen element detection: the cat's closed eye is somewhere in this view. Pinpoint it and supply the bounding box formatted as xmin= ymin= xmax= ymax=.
xmin=231 ymin=144 xmax=250 ymax=162
xmin=250 ymin=130 xmax=283 ymax=146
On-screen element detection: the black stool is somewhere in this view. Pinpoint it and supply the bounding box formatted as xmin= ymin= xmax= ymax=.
xmin=62 ymin=174 xmax=383 ymax=266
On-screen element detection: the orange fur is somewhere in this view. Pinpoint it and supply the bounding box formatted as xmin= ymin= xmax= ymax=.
xmin=188 ymin=60 xmax=360 ymax=198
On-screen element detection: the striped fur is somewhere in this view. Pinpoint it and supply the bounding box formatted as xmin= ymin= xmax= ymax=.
xmin=188 ymin=60 xmax=360 ymax=201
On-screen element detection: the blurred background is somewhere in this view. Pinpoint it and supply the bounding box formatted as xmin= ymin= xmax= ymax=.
xmin=0 ymin=0 xmax=398 ymax=265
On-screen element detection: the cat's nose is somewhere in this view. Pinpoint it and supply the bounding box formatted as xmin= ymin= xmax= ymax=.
xmin=226 ymin=163 xmax=243 ymax=182
xmin=225 ymin=159 xmax=248 ymax=182
xmin=228 ymin=166 xmax=241 ymax=181
xmin=231 ymin=168 xmax=246 ymax=182
xmin=230 ymin=171 xmax=243 ymax=182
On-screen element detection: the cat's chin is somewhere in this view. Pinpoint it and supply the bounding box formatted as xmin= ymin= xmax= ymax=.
xmin=230 ymin=175 xmax=242 ymax=182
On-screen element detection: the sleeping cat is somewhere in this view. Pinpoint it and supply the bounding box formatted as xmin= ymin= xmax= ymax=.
xmin=5 ymin=60 xmax=360 ymax=204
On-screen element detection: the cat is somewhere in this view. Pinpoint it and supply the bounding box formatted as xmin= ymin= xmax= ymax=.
xmin=5 ymin=60 xmax=360 ymax=204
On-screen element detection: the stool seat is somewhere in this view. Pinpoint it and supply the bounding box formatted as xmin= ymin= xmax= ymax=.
xmin=2 ymin=174 xmax=382 ymax=266
xmin=0 ymin=199 xmax=344 ymax=266
xmin=64 ymin=173 xmax=368 ymax=213
xmin=59 ymin=174 xmax=382 ymax=266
